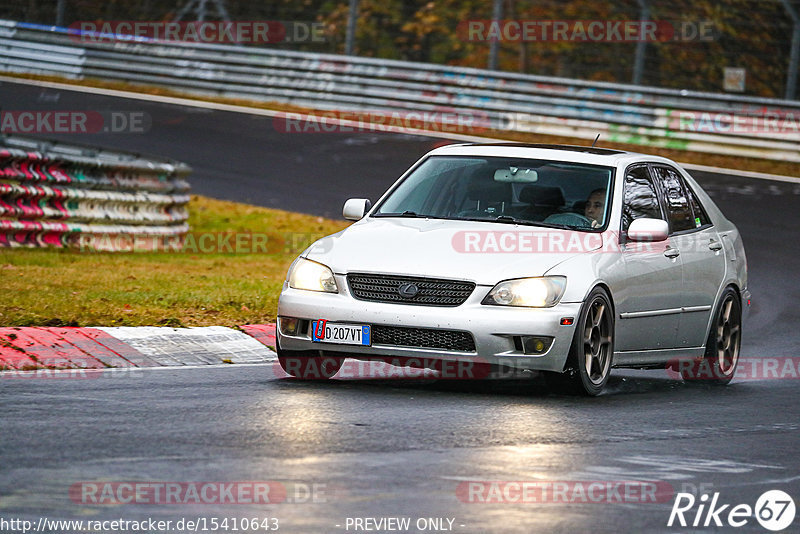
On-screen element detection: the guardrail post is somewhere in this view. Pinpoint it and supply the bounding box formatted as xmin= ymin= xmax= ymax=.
xmin=173 ymin=0 xmax=232 ymax=23
xmin=782 ymin=0 xmax=799 ymax=100
xmin=345 ymin=0 xmax=359 ymax=56
xmin=632 ymin=0 xmax=650 ymax=85
xmin=55 ymin=0 xmax=66 ymax=26
xmin=488 ymin=0 xmax=503 ymax=71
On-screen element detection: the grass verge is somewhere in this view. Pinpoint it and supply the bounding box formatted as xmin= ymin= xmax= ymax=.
xmin=0 ymin=195 xmax=349 ymax=327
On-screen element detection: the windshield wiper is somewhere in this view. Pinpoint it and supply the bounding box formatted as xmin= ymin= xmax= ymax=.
xmin=373 ymin=211 xmax=444 ymax=219
xmin=458 ymin=215 xmax=524 ymax=225
xmin=457 ymin=217 xmax=570 ymax=229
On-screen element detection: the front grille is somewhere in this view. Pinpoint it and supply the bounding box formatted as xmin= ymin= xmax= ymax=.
xmin=372 ymin=325 xmax=476 ymax=352
xmin=347 ymin=273 xmax=475 ymax=306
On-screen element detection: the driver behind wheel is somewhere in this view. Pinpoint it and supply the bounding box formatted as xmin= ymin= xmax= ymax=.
xmin=584 ymin=188 xmax=606 ymax=228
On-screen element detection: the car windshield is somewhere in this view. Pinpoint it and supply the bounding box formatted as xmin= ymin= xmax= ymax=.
xmin=373 ymin=156 xmax=614 ymax=230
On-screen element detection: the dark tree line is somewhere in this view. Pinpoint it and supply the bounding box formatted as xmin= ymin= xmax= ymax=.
xmin=2 ymin=0 xmax=796 ymax=98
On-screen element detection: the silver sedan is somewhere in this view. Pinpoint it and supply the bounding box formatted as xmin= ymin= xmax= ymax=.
xmin=276 ymin=143 xmax=750 ymax=395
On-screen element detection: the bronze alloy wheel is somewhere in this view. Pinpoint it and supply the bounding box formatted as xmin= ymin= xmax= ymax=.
xmin=546 ymin=287 xmax=615 ymax=396
xmin=582 ymin=293 xmax=614 ymax=387
xmin=681 ymin=287 xmax=741 ymax=385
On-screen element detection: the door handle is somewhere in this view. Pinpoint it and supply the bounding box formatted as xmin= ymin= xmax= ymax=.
xmin=709 ymin=239 xmax=723 ymax=251
xmin=664 ymin=247 xmax=680 ymax=259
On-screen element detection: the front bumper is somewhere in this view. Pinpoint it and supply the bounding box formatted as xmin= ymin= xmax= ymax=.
xmin=276 ymin=275 xmax=581 ymax=373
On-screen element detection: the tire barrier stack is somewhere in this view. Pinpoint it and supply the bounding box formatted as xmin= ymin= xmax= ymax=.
xmin=1 ymin=20 xmax=799 ymax=162
xmin=0 ymin=135 xmax=190 ymax=250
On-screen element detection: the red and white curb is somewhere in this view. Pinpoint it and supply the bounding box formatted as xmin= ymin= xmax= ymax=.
xmin=0 ymin=324 xmax=276 ymax=372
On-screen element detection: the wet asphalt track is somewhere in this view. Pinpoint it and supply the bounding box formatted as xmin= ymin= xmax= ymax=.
xmin=1 ymin=79 xmax=799 ymax=533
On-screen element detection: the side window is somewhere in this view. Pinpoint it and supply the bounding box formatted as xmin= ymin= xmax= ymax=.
xmin=683 ymin=178 xmax=711 ymax=228
xmin=653 ymin=166 xmax=694 ymax=233
xmin=622 ymin=165 xmax=662 ymax=232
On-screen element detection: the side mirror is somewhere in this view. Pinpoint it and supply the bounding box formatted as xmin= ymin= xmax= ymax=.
xmin=627 ymin=218 xmax=669 ymax=242
xmin=342 ymin=198 xmax=372 ymax=221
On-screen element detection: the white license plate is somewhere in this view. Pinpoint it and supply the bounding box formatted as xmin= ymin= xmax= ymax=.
xmin=311 ymin=320 xmax=371 ymax=346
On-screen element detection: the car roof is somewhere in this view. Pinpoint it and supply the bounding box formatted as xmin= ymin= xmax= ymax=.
xmin=426 ymin=142 xmax=676 ymax=167
xmin=460 ymin=142 xmax=626 ymax=155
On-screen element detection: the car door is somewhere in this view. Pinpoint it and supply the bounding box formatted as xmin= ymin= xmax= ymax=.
xmin=615 ymin=164 xmax=683 ymax=352
xmin=651 ymin=165 xmax=726 ymax=348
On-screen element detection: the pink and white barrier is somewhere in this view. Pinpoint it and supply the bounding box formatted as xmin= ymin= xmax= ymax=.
xmin=0 ymin=135 xmax=190 ymax=250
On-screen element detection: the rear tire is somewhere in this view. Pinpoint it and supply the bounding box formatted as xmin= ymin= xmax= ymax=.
xmin=276 ymin=337 xmax=343 ymax=380
xmin=545 ymin=287 xmax=614 ymax=396
xmin=680 ymin=287 xmax=741 ymax=385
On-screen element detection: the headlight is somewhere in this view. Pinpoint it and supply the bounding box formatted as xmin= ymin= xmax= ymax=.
xmin=482 ymin=276 xmax=566 ymax=307
xmin=288 ymin=258 xmax=338 ymax=293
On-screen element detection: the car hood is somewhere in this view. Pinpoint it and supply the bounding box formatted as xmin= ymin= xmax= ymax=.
xmin=305 ymin=217 xmax=604 ymax=285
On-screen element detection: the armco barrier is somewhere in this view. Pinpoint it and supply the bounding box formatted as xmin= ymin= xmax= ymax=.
xmin=0 ymin=134 xmax=190 ymax=249
xmin=1 ymin=20 xmax=799 ymax=162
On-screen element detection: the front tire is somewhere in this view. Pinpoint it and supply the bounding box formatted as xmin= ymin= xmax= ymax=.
xmin=276 ymin=337 xmax=343 ymax=380
xmin=546 ymin=287 xmax=614 ymax=396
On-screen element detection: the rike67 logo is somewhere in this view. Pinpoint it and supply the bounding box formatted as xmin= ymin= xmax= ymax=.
xmin=668 ymin=490 xmax=796 ymax=531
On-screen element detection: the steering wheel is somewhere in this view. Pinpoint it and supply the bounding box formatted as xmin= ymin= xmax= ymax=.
xmin=543 ymin=212 xmax=593 ymax=228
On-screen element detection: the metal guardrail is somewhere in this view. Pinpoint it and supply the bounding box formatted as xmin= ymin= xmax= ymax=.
xmin=1 ymin=20 xmax=799 ymax=162
xmin=0 ymin=134 xmax=190 ymax=250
